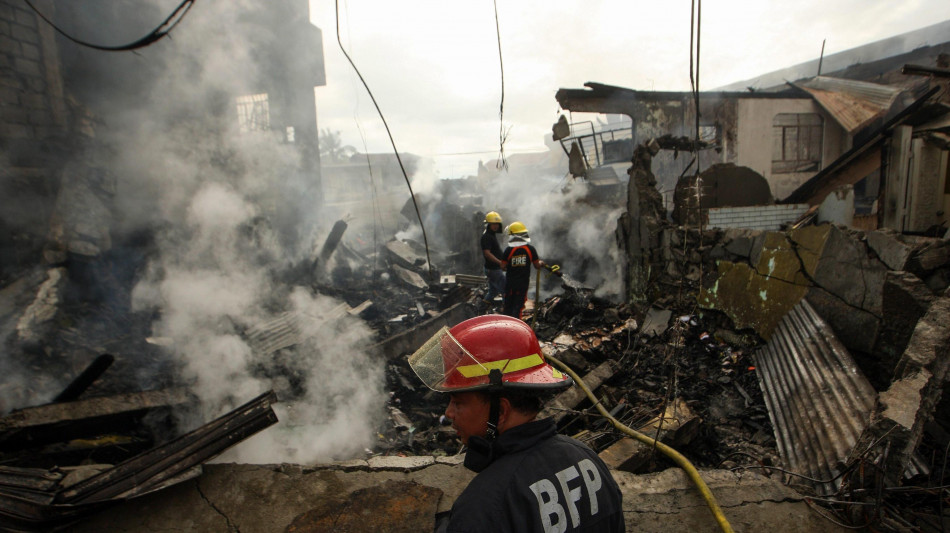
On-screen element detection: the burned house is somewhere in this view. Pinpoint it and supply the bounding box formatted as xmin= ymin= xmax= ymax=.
xmin=1 ymin=1 xmax=949 ymax=531
xmin=555 ymin=21 xmax=950 ymax=234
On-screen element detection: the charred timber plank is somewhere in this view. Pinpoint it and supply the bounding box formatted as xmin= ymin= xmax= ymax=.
xmin=0 ymin=389 xmax=193 ymax=452
xmin=540 ymin=361 xmax=619 ymax=423
xmin=52 ymin=354 xmax=115 ymax=403
xmin=0 ymin=467 xmax=63 ymax=493
xmin=55 ymin=390 xmax=278 ymax=504
xmin=0 ymin=389 xmax=192 ymax=431
xmin=372 ymin=302 xmax=476 ymax=360
xmin=347 ymin=300 xmax=374 ymax=316
xmin=318 ymin=220 xmax=348 ymax=264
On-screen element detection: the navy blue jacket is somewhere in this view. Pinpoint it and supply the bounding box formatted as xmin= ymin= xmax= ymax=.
xmin=445 ymin=418 xmax=625 ymax=533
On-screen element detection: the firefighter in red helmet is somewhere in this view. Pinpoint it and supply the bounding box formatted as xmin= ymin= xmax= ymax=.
xmin=409 ymin=315 xmax=625 ymax=533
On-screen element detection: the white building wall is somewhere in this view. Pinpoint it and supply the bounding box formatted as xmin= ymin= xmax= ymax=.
xmin=736 ymin=98 xmax=848 ymax=201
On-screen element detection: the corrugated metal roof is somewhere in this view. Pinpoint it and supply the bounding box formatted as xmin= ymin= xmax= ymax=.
xmin=754 ymin=299 xmax=877 ymax=495
xmin=794 ymin=76 xmax=903 ymax=134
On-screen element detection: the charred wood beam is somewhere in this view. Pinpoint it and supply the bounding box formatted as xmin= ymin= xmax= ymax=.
xmin=318 ymin=220 xmax=348 ymax=265
xmin=52 ymin=354 xmax=114 ymax=403
xmin=0 ymin=392 xmax=278 ymax=530
xmin=56 ymin=390 xmax=278 ymax=504
xmin=901 ymin=64 xmax=950 ymax=78
xmin=0 ymin=389 xmax=193 ymax=452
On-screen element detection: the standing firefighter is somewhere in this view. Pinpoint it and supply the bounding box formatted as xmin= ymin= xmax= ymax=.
xmin=409 ymin=315 xmax=625 ymax=532
xmin=500 ymin=222 xmax=556 ymax=320
xmin=481 ymin=211 xmax=506 ymax=311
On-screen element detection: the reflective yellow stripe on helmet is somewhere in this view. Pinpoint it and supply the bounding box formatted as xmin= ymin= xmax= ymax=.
xmin=456 ymin=353 xmax=544 ymax=378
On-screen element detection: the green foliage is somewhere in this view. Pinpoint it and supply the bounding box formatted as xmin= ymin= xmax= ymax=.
xmin=319 ymin=128 xmax=357 ymax=164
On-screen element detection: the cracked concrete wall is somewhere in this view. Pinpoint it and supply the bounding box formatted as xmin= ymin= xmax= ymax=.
xmin=852 ymin=296 xmax=950 ymax=486
xmin=699 ymin=225 xmax=828 ymax=339
xmin=698 ymin=223 xmax=950 ymax=365
xmin=70 ymin=460 xmax=850 ymax=533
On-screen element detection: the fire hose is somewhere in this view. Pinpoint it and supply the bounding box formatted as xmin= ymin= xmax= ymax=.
xmin=546 ymin=354 xmax=736 ymax=533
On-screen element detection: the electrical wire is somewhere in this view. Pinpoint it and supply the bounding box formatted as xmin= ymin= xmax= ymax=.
xmin=24 ymin=0 xmax=194 ymax=52
xmin=492 ymin=0 xmax=509 ymax=171
xmin=334 ymin=0 xmax=434 ymax=279
xmin=339 ymin=0 xmax=383 ymax=282
xmin=688 ymin=0 xmax=704 ymax=281
xmin=547 ymin=354 xmax=736 ymax=533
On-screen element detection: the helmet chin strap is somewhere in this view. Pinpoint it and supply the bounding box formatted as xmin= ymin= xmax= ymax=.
xmin=485 ymin=369 xmax=503 ymax=441
xmin=463 ymin=369 xmax=504 ymax=473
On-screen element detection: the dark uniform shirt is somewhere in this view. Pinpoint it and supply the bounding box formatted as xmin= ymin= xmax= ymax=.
xmin=482 ymin=230 xmax=503 ymax=270
xmin=501 ymin=243 xmax=538 ymax=292
xmin=446 ymin=418 xmax=625 ymax=533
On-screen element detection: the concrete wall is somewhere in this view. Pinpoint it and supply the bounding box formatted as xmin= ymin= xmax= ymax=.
xmin=68 ymin=461 xmax=851 ymax=533
xmin=0 ymin=0 xmax=69 ymax=281
xmin=736 ymin=98 xmax=848 ymax=200
xmin=0 ymin=0 xmax=66 ymax=152
xmin=707 ymin=204 xmax=810 ymax=231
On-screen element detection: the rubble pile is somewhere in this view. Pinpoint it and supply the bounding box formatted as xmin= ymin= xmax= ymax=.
xmin=376 ymin=276 xmax=776 ymax=477
xmin=2 ymin=140 xmax=948 ymax=532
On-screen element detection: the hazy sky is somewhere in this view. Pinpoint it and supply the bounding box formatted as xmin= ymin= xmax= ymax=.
xmin=308 ymin=0 xmax=950 ymax=178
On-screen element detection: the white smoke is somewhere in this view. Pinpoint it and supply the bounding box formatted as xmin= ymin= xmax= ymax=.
xmin=479 ymin=162 xmax=625 ymax=299
xmin=95 ymin=0 xmax=390 ymax=463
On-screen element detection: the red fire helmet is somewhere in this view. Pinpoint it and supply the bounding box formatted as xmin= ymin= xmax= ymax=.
xmin=408 ymin=314 xmax=573 ymax=393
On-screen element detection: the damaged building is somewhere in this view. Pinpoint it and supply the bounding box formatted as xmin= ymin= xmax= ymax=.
xmin=0 ymin=2 xmax=949 ymax=532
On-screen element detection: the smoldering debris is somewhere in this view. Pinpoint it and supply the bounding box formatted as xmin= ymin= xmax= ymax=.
xmin=0 ymin=391 xmax=278 ymax=531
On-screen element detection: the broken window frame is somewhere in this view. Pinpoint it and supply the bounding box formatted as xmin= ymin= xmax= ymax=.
xmin=699 ymin=124 xmax=720 ymax=146
xmin=771 ymin=113 xmax=823 ymax=174
xmin=235 ymin=93 xmax=271 ymax=133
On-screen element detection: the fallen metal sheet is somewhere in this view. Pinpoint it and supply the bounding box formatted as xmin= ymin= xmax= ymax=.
xmin=243 ymin=311 xmax=302 ymax=356
xmin=372 ymin=302 xmax=476 ymax=360
xmin=0 ymin=391 xmax=278 ymax=531
xmin=450 ymin=273 xmax=487 ymax=288
xmin=244 ymin=304 xmax=355 ymax=356
xmin=754 ymin=299 xmax=876 ymax=495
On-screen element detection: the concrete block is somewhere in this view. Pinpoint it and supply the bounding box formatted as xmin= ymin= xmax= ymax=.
xmin=0 ymin=122 xmax=30 ymax=139
xmin=805 ymin=287 xmax=880 ymax=354
xmin=872 ymin=271 xmax=934 ymax=384
xmin=10 ymin=22 xmax=38 ymax=43
xmin=812 ymin=225 xmax=886 ymax=315
xmin=858 ymin=297 xmax=950 ymax=486
xmin=20 ymin=41 xmax=38 ymax=60
xmin=911 ymin=240 xmax=950 ymax=272
xmin=13 ymin=7 xmax=36 ymax=28
xmin=20 ymin=88 xmax=47 ymax=109
xmin=867 ymin=229 xmax=914 ymax=270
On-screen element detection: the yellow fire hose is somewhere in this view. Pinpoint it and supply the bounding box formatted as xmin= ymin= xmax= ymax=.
xmin=546 ymin=354 xmax=736 ymax=533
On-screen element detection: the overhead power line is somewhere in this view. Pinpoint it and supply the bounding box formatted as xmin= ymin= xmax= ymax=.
xmin=334 ymin=0 xmax=434 ymax=279
xmin=24 ymin=0 xmax=195 ymax=52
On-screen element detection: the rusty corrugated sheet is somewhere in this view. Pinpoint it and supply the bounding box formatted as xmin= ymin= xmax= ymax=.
xmin=754 ymin=299 xmax=877 ymax=495
xmin=795 ymin=76 xmax=902 ymax=133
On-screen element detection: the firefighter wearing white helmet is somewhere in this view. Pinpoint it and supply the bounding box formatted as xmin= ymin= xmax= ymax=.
xmin=500 ymin=221 xmax=559 ymax=319
xmin=409 ymin=315 xmax=624 ymax=532
xmin=480 ymin=211 xmax=506 ymax=312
